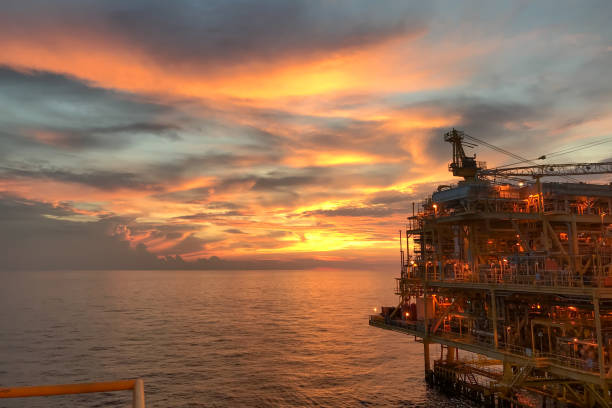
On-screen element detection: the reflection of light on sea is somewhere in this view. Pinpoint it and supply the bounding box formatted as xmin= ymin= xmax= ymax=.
xmin=0 ymin=268 xmax=473 ymax=407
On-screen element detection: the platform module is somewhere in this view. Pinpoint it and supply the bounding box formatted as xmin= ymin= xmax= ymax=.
xmin=371 ymin=129 xmax=612 ymax=407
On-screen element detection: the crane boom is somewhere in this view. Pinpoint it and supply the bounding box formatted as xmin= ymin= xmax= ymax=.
xmin=443 ymin=129 xmax=612 ymax=180
xmin=480 ymin=162 xmax=612 ymax=178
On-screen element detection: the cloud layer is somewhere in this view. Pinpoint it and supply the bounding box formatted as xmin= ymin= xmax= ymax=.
xmin=1 ymin=1 xmax=611 ymax=269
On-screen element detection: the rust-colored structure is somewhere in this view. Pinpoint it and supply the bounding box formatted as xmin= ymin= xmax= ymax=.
xmin=370 ymin=130 xmax=612 ymax=407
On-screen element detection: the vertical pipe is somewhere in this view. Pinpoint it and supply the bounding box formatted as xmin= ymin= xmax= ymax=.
xmin=423 ymin=283 xmax=431 ymax=373
xmin=531 ymin=321 xmax=536 ymax=355
xmin=447 ymin=346 xmax=456 ymax=363
xmin=570 ymin=217 xmax=580 ymax=279
xmin=132 ymin=379 xmax=145 ymax=408
xmin=490 ymin=289 xmax=499 ymax=349
xmin=547 ymin=326 xmax=552 ymax=354
xmin=436 ymin=226 xmax=443 ymax=281
xmin=594 ymin=297 xmax=605 ymax=380
xmin=399 ymin=230 xmax=404 ymax=272
xmin=423 ymin=283 xmax=429 ymax=337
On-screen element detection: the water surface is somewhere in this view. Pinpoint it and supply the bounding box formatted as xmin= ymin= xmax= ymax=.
xmin=1 ymin=269 xmax=473 ymax=407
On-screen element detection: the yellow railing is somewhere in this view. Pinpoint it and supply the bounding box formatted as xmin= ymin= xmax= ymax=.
xmin=0 ymin=379 xmax=145 ymax=407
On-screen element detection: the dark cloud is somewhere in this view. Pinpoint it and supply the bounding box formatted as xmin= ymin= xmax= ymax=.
xmin=295 ymin=119 xmax=409 ymax=158
xmin=368 ymin=191 xmax=418 ymax=205
xmin=1 ymin=165 xmax=158 ymax=191
xmin=1 ymin=194 xmax=384 ymax=270
xmin=224 ymin=228 xmax=245 ymax=234
xmin=265 ymin=230 xmax=291 ymax=239
xmin=162 ymin=233 xmax=212 ymax=255
xmin=215 ymin=173 xmax=322 ymax=192
xmin=152 ymin=187 xmax=210 ymax=203
xmin=0 ymin=67 xmax=180 ymax=151
xmin=146 ymin=151 xmax=283 ymax=185
xmin=252 ymin=175 xmax=318 ymax=191
xmin=0 ymin=194 xmax=161 ymax=270
xmin=129 ymin=223 xmax=203 ymax=242
xmin=173 ymin=211 xmax=244 ymax=221
xmin=1 ymin=1 xmax=431 ymax=69
xmin=304 ymin=205 xmax=397 ymax=218
xmin=207 ymin=201 xmax=243 ymax=210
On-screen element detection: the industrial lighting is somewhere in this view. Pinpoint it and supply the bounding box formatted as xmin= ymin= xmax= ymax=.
xmin=432 ymin=204 xmax=438 ymax=209
xmin=518 ymin=181 xmax=525 ymax=187
xmin=406 ymin=312 xmax=410 ymax=317
xmin=373 ymin=307 xmax=377 ymax=313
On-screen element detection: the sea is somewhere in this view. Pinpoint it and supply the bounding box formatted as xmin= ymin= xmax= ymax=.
xmin=0 ymin=269 xmax=475 ymax=407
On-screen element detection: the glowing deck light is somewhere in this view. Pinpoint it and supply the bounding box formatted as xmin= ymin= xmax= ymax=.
xmin=373 ymin=307 xmax=377 ymax=313
xmin=518 ymin=181 xmax=525 ymax=187
xmin=406 ymin=312 xmax=410 ymax=317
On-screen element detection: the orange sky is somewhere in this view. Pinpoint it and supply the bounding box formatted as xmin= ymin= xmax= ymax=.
xmin=1 ymin=1 xmax=611 ymax=269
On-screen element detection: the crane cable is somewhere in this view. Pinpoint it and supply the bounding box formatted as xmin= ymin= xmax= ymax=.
xmin=496 ymin=137 xmax=612 ymax=168
xmin=464 ymin=134 xmax=542 ymax=168
xmin=463 ymin=134 xmax=578 ymax=182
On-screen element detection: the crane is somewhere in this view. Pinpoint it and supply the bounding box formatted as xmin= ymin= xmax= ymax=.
xmin=480 ymin=162 xmax=612 ymax=178
xmin=444 ymin=128 xmax=481 ymax=180
xmin=444 ymin=128 xmax=612 ymax=182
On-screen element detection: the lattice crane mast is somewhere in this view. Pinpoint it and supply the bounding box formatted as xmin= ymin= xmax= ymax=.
xmin=444 ymin=128 xmax=612 ymax=181
xmin=480 ymin=162 xmax=612 ymax=178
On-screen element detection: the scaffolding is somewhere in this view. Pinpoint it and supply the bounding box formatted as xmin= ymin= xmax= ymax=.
xmin=371 ymin=130 xmax=612 ymax=407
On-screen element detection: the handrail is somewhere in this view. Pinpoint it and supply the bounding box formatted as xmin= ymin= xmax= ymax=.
xmin=372 ymin=316 xmax=609 ymax=375
xmin=0 ymin=379 xmax=145 ymax=408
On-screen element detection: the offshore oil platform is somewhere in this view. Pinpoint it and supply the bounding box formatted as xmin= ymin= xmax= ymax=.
xmin=370 ymin=130 xmax=612 ymax=407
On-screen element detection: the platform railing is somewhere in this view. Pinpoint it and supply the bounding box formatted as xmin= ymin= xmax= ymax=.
xmin=540 ymin=352 xmax=601 ymax=373
xmin=0 ymin=379 xmax=145 ymax=407
xmin=372 ymin=315 xmax=608 ymax=376
xmin=402 ymin=267 xmax=610 ymax=289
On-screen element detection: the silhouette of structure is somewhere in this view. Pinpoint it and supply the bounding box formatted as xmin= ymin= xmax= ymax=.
xmin=371 ymin=129 xmax=612 ymax=407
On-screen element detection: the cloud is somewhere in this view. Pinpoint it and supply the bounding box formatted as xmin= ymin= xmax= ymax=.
xmin=303 ymin=205 xmax=398 ymax=218
xmin=1 ymin=165 xmax=158 ymax=191
xmin=0 ymin=66 xmax=178 ymax=151
xmin=0 ymin=193 xmax=161 ymax=270
xmin=152 ymin=187 xmax=210 ymax=203
xmin=0 ymin=1 xmax=431 ymax=69
xmin=173 ymin=211 xmax=244 ymax=222
xmin=162 ymin=233 xmax=212 ymax=256
xmin=368 ymin=191 xmax=417 ymax=205
xmin=0 ymin=193 xmax=393 ymax=270
xmin=1 ymin=2 xmax=612 ymax=269
xmin=224 ymin=228 xmax=245 ymax=234
xmin=252 ymin=175 xmax=319 ymax=191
